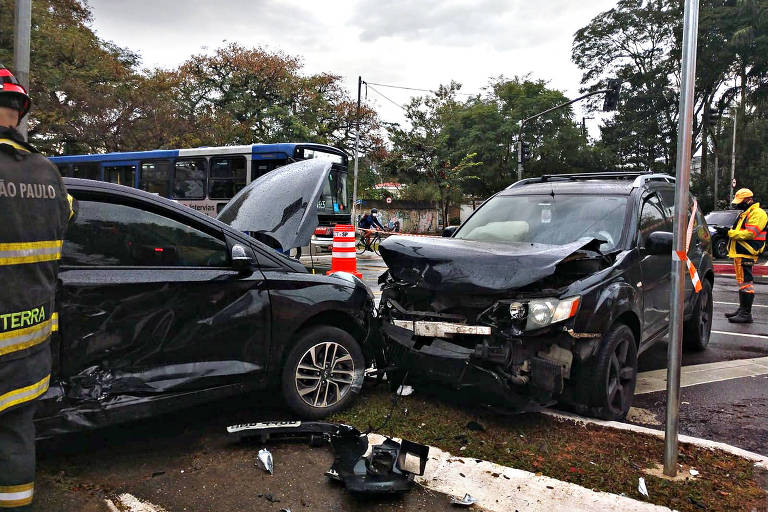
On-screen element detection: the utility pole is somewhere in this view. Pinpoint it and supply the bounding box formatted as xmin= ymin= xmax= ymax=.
xmin=517 ymin=122 xmax=523 ymax=181
xmin=14 ymin=0 xmax=31 ymax=138
xmin=730 ymin=108 xmax=737 ymax=203
xmin=351 ymin=76 xmax=362 ymax=226
xmin=664 ymin=0 xmax=699 ymax=478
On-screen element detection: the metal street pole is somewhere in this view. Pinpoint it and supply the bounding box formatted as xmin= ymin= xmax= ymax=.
xmin=664 ymin=0 xmax=699 ymax=478
xmin=730 ymin=108 xmax=737 ymax=202
xmin=517 ymin=122 xmax=523 ymax=181
xmin=351 ymin=76 xmax=362 ymax=227
xmin=14 ymin=0 xmax=31 ymax=139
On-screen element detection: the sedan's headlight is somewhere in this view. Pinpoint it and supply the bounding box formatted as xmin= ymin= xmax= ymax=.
xmin=525 ymin=296 xmax=580 ymax=330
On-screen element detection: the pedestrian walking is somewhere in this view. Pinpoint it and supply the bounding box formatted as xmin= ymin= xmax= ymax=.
xmin=0 ymin=64 xmax=74 ymax=510
xmin=724 ymin=188 xmax=767 ymax=324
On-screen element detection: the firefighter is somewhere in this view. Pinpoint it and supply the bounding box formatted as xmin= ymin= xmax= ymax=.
xmin=0 ymin=65 xmax=74 ymax=510
xmin=724 ymin=188 xmax=767 ymax=324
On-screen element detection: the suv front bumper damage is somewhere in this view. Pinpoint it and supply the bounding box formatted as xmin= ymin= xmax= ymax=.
xmin=379 ymin=315 xmax=602 ymax=410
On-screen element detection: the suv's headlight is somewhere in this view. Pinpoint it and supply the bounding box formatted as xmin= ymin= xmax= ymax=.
xmin=526 ymin=296 xmax=580 ymax=330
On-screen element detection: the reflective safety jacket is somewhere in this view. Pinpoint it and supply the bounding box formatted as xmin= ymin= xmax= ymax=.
xmin=727 ymin=202 xmax=768 ymax=261
xmin=0 ymin=126 xmax=73 ymax=416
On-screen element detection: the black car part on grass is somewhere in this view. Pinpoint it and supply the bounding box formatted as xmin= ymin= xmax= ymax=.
xmin=227 ymin=421 xmax=429 ymax=494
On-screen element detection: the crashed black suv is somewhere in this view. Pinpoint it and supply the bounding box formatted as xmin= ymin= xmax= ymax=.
xmin=377 ymin=172 xmax=713 ymax=420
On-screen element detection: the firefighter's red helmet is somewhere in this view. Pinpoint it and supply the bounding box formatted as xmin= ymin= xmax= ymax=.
xmin=0 ymin=64 xmax=31 ymax=123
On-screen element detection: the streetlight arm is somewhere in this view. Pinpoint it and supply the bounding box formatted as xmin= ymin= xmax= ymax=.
xmin=520 ymin=89 xmax=611 ymax=127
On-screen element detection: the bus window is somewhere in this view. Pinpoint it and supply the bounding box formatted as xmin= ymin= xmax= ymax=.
xmin=56 ymin=164 xmax=72 ymax=177
xmin=71 ymin=162 xmax=100 ymax=180
xmin=140 ymin=160 xmax=171 ymax=196
xmin=173 ymin=158 xmax=206 ymax=199
xmin=319 ymin=169 xmax=348 ymax=213
xmin=104 ymin=165 xmax=136 ymax=187
xmin=251 ymin=159 xmax=287 ymax=181
xmin=209 ymin=156 xmax=246 ymax=199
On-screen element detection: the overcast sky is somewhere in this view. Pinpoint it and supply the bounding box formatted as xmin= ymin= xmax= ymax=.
xmin=89 ymin=0 xmax=618 ymax=131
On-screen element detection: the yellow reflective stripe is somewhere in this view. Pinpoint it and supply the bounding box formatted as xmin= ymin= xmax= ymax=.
xmin=0 ymin=483 xmax=34 ymax=508
xmin=0 ymin=138 xmax=30 ymax=153
xmin=0 ymin=315 xmax=57 ymax=357
xmin=66 ymin=193 xmax=75 ymax=220
xmin=0 ymin=240 xmax=63 ymax=266
xmin=0 ymin=375 xmax=49 ymax=414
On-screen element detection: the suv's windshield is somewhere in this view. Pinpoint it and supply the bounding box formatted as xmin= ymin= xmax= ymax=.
xmin=454 ymin=194 xmax=628 ymax=251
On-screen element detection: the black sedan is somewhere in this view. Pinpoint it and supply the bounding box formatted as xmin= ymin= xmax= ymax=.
xmin=705 ymin=210 xmax=740 ymax=258
xmin=37 ymin=161 xmax=375 ymax=436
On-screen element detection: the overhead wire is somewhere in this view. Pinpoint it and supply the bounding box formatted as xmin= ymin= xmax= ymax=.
xmin=364 ymin=81 xmax=479 ymax=97
xmin=365 ymin=83 xmax=407 ymax=111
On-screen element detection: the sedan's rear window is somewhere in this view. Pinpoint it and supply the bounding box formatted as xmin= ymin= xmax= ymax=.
xmin=454 ymin=194 xmax=629 ymax=251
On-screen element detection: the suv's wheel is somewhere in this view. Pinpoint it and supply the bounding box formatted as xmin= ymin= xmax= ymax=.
xmin=590 ymin=323 xmax=637 ymax=420
xmin=281 ymin=326 xmax=365 ymax=419
xmin=683 ymin=279 xmax=713 ymax=352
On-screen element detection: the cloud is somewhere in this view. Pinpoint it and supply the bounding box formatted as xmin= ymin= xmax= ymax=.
xmin=351 ymin=0 xmax=603 ymax=51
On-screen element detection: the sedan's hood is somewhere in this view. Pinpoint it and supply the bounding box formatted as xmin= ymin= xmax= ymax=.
xmin=379 ymin=236 xmax=605 ymax=294
xmin=217 ymin=160 xmax=332 ymax=251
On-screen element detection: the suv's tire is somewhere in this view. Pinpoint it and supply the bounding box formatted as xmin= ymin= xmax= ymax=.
xmin=683 ymin=279 xmax=713 ymax=352
xmin=281 ymin=326 xmax=365 ymax=419
xmin=589 ymin=323 xmax=638 ymax=421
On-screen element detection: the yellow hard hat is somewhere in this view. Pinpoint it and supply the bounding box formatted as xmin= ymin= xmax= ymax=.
xmin=732 ymin=188 xmax=754 ymax=205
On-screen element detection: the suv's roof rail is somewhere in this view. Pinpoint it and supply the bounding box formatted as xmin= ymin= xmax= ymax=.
xmin=506 ymin=171 xmax=675 ymax=189
xmin=631 ymin=173 xmax=675 ymax=187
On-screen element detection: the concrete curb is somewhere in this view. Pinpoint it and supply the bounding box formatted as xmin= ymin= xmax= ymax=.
xmin=367 ymin=434 xmax=672 ymax=512
xmin=541 ymin=410 xmax=768 ymax=470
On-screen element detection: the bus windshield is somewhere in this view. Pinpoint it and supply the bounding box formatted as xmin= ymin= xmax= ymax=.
xmin=319 ymin=169 xmax=348 ymax=213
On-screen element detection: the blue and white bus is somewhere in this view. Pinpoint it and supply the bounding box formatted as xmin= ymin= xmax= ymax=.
xmin=49 ymin=143 xmax=350 ymax=239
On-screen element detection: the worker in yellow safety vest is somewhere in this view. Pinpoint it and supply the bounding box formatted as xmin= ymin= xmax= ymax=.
xmin=724 ymin=188 xmax=767 ymax=324
xmin=0 ymin=64 xmax=74 ymax=511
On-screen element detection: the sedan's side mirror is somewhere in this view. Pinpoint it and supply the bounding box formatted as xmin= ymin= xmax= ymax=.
xmin=442 ymin=225 xmax=459 ymax=237
xmin=646 ymin=231 xmax=674 ymax=256
xmin=231 ymin=244 xmax=255 ymax=272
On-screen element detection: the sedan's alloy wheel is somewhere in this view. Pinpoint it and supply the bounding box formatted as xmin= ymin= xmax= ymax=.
xmin=295 ymin=341 xmax=355 ymax=408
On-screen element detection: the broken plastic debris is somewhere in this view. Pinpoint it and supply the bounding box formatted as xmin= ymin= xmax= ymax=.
xmin=459 ymin=446 xmax=467 ymax=451
xmin=397 ymin=385 xmax=414 ymax=396
xmin=638 ymin=477 xmax=649 ymax=498
xmin=450 ymin=493 xmax=476 ymax=506
xmin=689 ymin=469 xmax=699 ymax=477
xmin=257 ymin=448 xmax=274 ymax=475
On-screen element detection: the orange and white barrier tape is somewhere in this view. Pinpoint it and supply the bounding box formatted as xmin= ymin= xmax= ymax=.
xmin=357 ymin=227 xmax=441 ymax=239
xmin=674 ymin=198 xmax=702 ymax=293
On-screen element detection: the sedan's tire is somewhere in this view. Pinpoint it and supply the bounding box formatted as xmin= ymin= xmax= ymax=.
xmin=589 ymin=323 xmax=638 ymax=421
xmin=281 ymin=326 xmax=365 ymax=419
xmin=683 ymin=279 xmax=713 ymax=352
xmin=713 ymin=236 xmax=728 ymax=259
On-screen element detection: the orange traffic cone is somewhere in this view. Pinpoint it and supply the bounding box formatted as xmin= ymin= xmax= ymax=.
xmin=326 ymin=224 xmax=362 ymax=278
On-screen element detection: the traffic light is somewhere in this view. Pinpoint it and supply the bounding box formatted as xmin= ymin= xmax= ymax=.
xmin=603 ymin=79 xmax=621 ymax=112
xmin=521 ymin=141 xmax=532 ymax=162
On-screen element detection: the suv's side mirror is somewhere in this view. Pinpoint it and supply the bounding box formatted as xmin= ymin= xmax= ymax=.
xmin=231 ymin=244 xmax=255 ymax=272
xmin=442 ymin=225 xmax=459 ymax=237
xmin=646 ymin=231 xmax=673 ymax=256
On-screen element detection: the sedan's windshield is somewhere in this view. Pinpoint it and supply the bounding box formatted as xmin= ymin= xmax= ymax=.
xmin=454 ymin=194 xmax=628 ymax=251
xmin=705 ymin=211 xmax=738 ymax=226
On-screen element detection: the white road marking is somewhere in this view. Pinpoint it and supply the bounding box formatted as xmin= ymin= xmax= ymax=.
xmin=715 ymin=301 xmax=768 ymax=308
xmin=712 ymin=330 xmax=768 ymax=339
xmin=636 ymin=356 xmax=768 ymax=394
